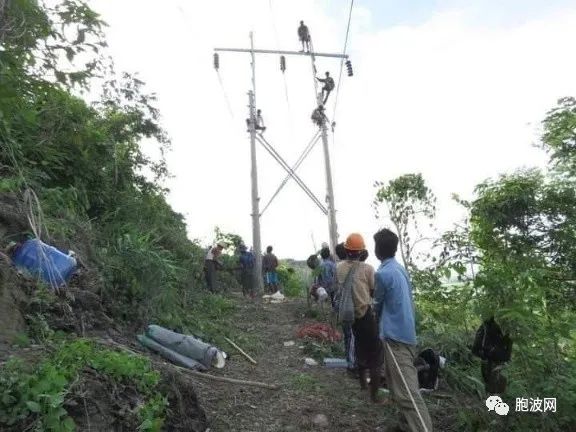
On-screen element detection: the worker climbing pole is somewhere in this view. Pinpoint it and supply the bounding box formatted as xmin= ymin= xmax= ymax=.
xmin=213 ymin=16 xmax=353 ymax=260
xmin=304 ymin=25 xmax=341 ymax=254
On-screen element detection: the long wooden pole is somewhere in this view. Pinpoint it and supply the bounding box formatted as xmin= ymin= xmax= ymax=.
xmin=96 ymin=338 xmax=278 ymax=390
xmin=224 ymin=336 xmax=257 ymax=365
xmin=175 ymin=365 xmax=278 ymax=390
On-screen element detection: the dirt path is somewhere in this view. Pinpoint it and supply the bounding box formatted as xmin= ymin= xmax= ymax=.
xmin=192 ymin=292 xmax=442 ymax=432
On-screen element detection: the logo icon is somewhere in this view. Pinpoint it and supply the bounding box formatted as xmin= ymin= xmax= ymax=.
xmin=486 ymin=396 xmax=509 ymax=416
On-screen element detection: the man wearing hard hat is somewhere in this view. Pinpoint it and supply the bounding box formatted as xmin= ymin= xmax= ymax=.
xmin=336 ymin=233 xmax=383 ymax=402
xmin=204 ymin=241 xmax=226 ymax=293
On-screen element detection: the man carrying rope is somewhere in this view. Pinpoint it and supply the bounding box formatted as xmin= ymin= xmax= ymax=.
xmin=373 ymin=229 xmax=433 ymax=432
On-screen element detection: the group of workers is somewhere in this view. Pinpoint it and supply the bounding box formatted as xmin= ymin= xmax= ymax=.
xmin=203 ymin=241 xmax=279 ymax=297
xmin=299 ymin=19 xmax=336 ymax=123
xmin=204 ymin=229 xmax=433 ymax=431
xmin=244 ymin=20 xmax=336 ymax=136
xmin=311 ymin=230 xmax=434 ymax=432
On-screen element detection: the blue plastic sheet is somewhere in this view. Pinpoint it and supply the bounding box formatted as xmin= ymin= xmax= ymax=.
xmin=11 ymin=239 xmax=76 ymax=288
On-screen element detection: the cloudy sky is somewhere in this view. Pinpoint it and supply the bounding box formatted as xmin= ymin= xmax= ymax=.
xmin=90 ymin=0 xmax=576 ymax=266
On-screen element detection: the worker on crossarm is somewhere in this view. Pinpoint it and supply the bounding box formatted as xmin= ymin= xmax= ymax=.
xmin=298 ymin=20 xmax=311 ymax=52
xmin=204 ymin=241 xmax=226 ymax=293
xmin=316 ymin=71 xmax=335 ymax=104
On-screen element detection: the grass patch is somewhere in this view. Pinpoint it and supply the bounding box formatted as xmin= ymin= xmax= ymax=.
xmin=155 ymin=291 xmax=265 ymax=356
xmin=289 ymin=373 xmax=321 ymax=392
xmin=278 ymin=265 xmax=308 ymax=298
xmin=12 ymin=333 xmax=32 ymax=348
xmin=0 ymin=339 xmax=167 ymax=432
xmin=302 ymin=340 xmax=345 ymax=363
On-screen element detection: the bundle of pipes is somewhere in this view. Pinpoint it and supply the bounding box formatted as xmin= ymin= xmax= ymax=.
xmin=138 ymin=325 xmax=226 ymax=371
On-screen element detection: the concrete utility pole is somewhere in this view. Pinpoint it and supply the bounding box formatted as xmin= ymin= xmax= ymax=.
xmin=215 ymin=35 xmax=347 ymax=260
xmin=247 ymin=33 xmax=264 ymax=294
xmin=320 ymin=120 xmax=338 ymax=254
xmin=247 ymin=90 xmax=263 ymax=294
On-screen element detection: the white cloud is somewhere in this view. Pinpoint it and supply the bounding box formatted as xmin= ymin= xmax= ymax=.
xmin=89 ymin=1 xmax=576 ymax=267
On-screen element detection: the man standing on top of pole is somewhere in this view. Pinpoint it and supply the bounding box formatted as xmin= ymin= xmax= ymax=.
xmin=298 ymin=20 xmax=311 ymax=53
xmin=316 ymin=71 xmax=335 ymax=104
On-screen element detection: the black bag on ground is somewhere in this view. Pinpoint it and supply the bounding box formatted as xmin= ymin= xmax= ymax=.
xmin=414 ymin=348 xmax=440 ymax=390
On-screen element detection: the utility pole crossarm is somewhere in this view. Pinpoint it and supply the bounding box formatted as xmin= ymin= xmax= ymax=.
xmin=214 ymin=47 xmax=348 ymax=59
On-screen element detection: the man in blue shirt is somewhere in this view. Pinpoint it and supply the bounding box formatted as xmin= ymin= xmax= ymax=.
xmin=373 ymin=229 xmax=433 ymax=432
xmin=317 ymin=247 xmax=336 ymax=296
xmin=238 ymin=244 xmax=255 ymax=298
xmin=262 ymin=245 xmax=279 ymax=294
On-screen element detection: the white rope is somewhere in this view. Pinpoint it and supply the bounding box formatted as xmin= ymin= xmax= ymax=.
xmin=22 ymin=189 xmax=45 ymax=239
xmin=1 ymin=125 xmax=61 ymax=291
xmin=385 ymin=341 xmax=430 ymax=432
xmin=23 ymin=188 xmax=67 ymax=292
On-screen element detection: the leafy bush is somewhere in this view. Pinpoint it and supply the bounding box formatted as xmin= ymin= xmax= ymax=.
xmin=0 ymin=339 xmax=166 ymax=431
xmin=374 ymin=99 xmax=576 ymax=430
xmin=278 ymin=264 xmax=307 ymax=297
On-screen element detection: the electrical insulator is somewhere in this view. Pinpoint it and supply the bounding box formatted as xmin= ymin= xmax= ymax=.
xmin=280 ymin=55 xmax=286 ymax=73
xmin=345 ymin=59 xmax=353 ymax=77
xmin=213 ymin=53 xmax=219 ymax=70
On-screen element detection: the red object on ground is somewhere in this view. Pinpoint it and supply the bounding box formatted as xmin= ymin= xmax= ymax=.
xmin=296 ymin=322 xmax=342 ymax=342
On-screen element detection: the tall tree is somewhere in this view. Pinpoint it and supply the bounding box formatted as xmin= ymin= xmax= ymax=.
xmin=373 ymin=173 xmax=436 ymax=271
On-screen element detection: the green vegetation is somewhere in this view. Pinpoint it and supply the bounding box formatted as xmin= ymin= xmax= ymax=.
xmin=289 ymin=372 xmax=321 ymax=392
xmin=302 ymin=339 xmax=345 ymax=362
xmin=0 ymin=339 xmax=166 ymax=432
xmin=0 ymin=0 xmax=221 ymax=330
xmin=0 ymin=1 xmax=243 ymax=427
xmin=278 ymin=264 xmax=308 ymax=297
xmin=2 ymin=1 xmax=576 ymax=431
xmin=374 ymin=98 xmax=576 ymax=431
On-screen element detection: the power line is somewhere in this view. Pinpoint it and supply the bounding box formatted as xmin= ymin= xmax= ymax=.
xmin=216 ymin=35 xmax=345 ymax=255
xmin=329 ymin=0 xmax=354 ymax=200
xmin=216 ymin=70 xmax=235 ymax=119
xmin=268 ymin=0 xmax=294 ymax=134
xmin=174 ymin=0 xmax=236 ymax=121
xmin=332 ymin=0 xmax=354 ymax=122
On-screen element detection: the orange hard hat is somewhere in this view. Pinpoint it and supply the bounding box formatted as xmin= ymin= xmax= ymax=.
xmin=344 ymin=233 xmax=365 ymax=251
